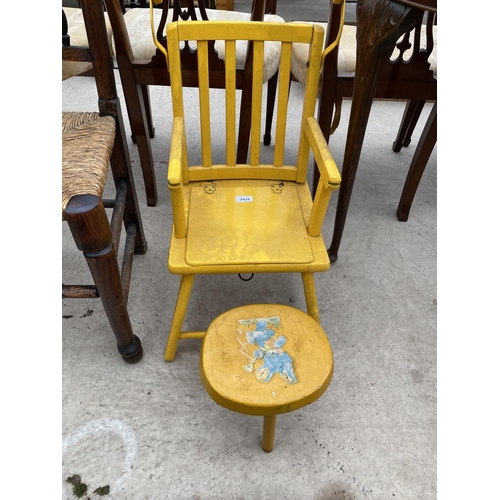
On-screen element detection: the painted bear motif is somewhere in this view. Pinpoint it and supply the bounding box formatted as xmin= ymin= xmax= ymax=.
xmin=237 ymin=317 xmax=297 ymax=384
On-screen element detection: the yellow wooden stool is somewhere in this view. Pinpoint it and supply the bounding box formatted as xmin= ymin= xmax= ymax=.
xmin=200 ymin=304 xmax=334 ymax=452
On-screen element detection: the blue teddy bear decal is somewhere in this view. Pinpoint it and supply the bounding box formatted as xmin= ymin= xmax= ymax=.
xmin=242 ymin=318 xmax=297 ymax=384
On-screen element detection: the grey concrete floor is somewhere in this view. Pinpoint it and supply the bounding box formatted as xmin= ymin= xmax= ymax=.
xmin=61 ymin=58 xmax=437 ymax=499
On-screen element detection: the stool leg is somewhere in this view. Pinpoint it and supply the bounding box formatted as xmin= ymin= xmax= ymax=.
xmin=164 ymin=274 xmax=195 ymax=361
xmin=262 ymin=415 xmax=277 ymax=453
xmin=301 ymin=272 xmax=320 ymax=323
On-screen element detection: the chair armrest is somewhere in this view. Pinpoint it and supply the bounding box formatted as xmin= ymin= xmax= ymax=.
xmin=304 ymin=117 xmax=341 ymax=237
xmin=169 ymin=117 xmax=187 ymax=238
xmin=305 ymin=117 xmax=341 ymax=188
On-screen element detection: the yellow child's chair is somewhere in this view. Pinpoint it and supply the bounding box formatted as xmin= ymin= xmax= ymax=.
xmin=155 ymin=19 xmax=342 ymax=361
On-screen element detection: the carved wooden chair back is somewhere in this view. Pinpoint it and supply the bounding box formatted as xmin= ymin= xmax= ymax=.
xmin=62 ymin=0 xmax=147 ymax=363
xmin=156 ymin=20 xmax=343 ymax=361
xmin=333 ymin=8 xmax=437 ymax=137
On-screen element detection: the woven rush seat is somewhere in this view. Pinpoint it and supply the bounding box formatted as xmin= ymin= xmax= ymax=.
xmin=62 ymin=112 xmax=115 ymax=218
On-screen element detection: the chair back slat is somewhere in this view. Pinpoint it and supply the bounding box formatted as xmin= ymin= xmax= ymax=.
xmin=225 ymin=40 xmax=237 ymax=167
xmin=166 ymin=21 xmax=324 ymax=181
xmin=273 ymin=41 xmax=292 ymax=168
xmin=167 ymin=23 xmax=185 ymax=121
xmin=197 ymin=40 xmax=212 ymax=167
xmin=250 ymin=40 xmax=264 ymax=166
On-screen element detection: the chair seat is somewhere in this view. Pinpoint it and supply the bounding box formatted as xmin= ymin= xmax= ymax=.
xmin=290 ymin=23 xmax=437 ymax=86
xmin=122 ymin=7 xmax=285 ymax=81
xmin=62 ymin=112 xmax=115 ymax=218
xmin=62 ymin=8 xmax=113 ymax=80
xmin=168 ymin=179 xmax=331 ymax=274
xmin=200 ymin=304 xmax=334 ymax=416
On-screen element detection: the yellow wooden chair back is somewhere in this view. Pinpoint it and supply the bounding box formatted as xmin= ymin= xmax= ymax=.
xmin=168 ymin=21 xmax=323 ymax=174
xmin=162 ymin=21 xmax=340 ymax=239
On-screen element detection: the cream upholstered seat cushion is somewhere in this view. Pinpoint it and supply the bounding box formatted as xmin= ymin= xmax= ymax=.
xmin=290 ymin=23 xmax=437 ymax=86
xmin=62 ymin=8 xmax=113 ymax=80
xmin=121 ymin=7 xmax=285 ymax=82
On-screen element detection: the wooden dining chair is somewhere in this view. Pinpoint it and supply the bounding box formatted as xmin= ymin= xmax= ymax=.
xmin=62 ymin=0 xmax=147 ymax=363
xmin=288 ymin=1 xmax=436 ymax=225
xmin=155 ymin=19 xmax=343 ymax=361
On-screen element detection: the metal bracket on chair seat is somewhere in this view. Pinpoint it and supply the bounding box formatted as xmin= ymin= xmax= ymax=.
xmin=204 ymin=182 xmax=217 ymax=194
xmin=271 ymin=182 xmax=283 ymax=194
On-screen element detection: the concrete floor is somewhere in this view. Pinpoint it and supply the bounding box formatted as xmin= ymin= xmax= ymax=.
xmin=60 ymin=2 xmax=437 ymax=497
xmin=61 ymin=58 xmax=437 ymax=499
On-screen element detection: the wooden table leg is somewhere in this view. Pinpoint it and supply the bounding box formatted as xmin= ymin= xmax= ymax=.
xmin=327 ymin=0 xmax=420 ymax=262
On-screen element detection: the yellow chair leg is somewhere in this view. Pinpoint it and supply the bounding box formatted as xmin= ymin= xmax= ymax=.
xmin=164 ymin=274 xmax=195 ymax=361
xmin=262 ymin=415 xmax=277 ymax=453
xmin=301 ymin=272 xmax=320 ymax=323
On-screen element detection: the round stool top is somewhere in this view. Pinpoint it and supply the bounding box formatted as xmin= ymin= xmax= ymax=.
xmin=200 ymin=304 xmax=334 ymax=416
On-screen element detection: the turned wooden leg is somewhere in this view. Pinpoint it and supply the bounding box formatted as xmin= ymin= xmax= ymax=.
xmin=164 ymin=274 xmax=195 ymax=361
xmin=262 ymin=415 xmax=277 ymax=452
xmin=393 ymin=99 xmax=426 ymax=152
xmin=263 ymin=71 xmax=278 ymax=146
xmin=397 ymin=102 xmax=436 ymax=221
xmin=65 ymin=194 xmax=143 ymax=363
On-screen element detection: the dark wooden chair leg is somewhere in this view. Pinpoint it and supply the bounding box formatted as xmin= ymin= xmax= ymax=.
xmin=327 ymin=2 xmax=419 ymax=263
xmin=103 ymin=0 xmax=157 ymax=206
xmin=261 ymin=0 xmax=279 ymax=146
xmin=106 ymin=97 xmax=148 ymax=256
xmin=237 ymin=80 xmax=252 ymax=164
xmin=393 ymin=99 xmax=426 ymax=152
xmin=65 ymin=194 xmax=144 ymax=363
xmin=263 ymin=71 xmax=278 ymax=146
xmin=132 ymin=84 xmax=155 ymax=140
xmin=119 ymin=75 xmax=158 ymax=207
xmin=236 ymin=0 xmax=267 ymax=164
xmin=397 ymin=102 xmax=436 ymax=221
